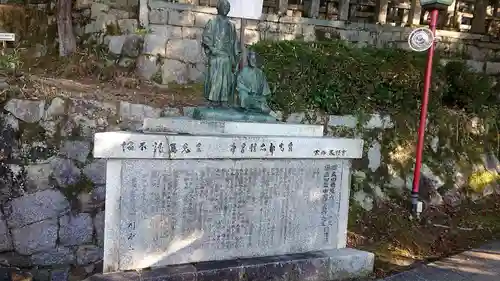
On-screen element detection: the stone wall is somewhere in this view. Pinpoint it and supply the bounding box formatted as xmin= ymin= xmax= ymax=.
xmin=0 ymin=97 xmax=175 ymax=280
xmin=80 ymin=1 xmax=500 ymax=84
xmin=0 ymin=96 xmax=497 ymax=280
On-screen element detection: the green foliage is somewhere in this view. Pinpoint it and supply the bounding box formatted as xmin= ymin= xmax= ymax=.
xmin=250 ymin=40 xmax=500 ymax=161
xmin=106 ymin=23 xmax=122 ymax=36
xmin=0 ymin=49 xmax=22 ymax=70
xmin=251 ymin=40 xmax=436 ymax=116
xmin=250 ymin=40 xmax=498 ymax=121
xmin=134 ymin=27 xmax=152 ymax=35
xmin=442 ymin=61 xmax=497 ymax=113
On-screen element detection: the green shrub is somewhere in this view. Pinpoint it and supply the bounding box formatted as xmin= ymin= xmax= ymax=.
xmin=251 ymin=40 xmax=500 ymax=159
xmin=250 ymin=40 xmax=499 ymax=122
xmin=441 ymin=61 xmax=497 ymax=113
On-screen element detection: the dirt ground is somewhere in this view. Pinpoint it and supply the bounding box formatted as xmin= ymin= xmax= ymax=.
xmin=3 ymin=48 xmax=207 ymax=108
xmin=3 ymin=74 xmax=207 ymax=108
xmin=348 ymin=196 xmax=500 ymax=279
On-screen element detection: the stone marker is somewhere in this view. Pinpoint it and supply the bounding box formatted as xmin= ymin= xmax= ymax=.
xmin=89 ymin=129 xmax=374 ymax=280
xmin=142 ymin=117 xmax=324 ymax=136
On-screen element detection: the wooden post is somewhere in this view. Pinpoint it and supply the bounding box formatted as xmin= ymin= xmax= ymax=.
xmin=375 ymin=0 xmax=389 ymax=24
xmin=402 ymin=8 xmax=409 ymax=25
xmin=408 ymin=0 xmax=422 ymax=26
xmin=445 ymin=0 xmax=456 ymax=27
xmin=338 ymin=0 xmax=350 ymax=20
xmin=240 ymin=18 xmax=246 ymax=68
xmin=307 ymin=0 xmax=320 ymax=18
xmin=471 ymin=0 xmax=488 ymax=34
xmin=139 ymin=0 xmax=149 ymax=27
xmin=278 ymin=0 xmax=288 ymax=15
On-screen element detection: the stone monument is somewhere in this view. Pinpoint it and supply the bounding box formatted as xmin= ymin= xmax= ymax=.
xmin=85 ymin=2 xmax=373 ymax=280
xmin=85 ymin=117 xmax=374 ymax=281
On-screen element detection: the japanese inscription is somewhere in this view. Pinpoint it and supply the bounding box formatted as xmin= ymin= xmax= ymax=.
xmin=120 ymin=139 xmax=166 ymax=156
xmin=229 ymin=142 xmax=294 ymax=155
xmin=153 ymin=141 xmax=165 ymax=154
xmin=116 ymin=159 xmax=347 ymax=269
xmin=170 ymin=142 xmax=203 ymax=155
xmin=314 ymin=149 xmax=347 ymax=157
xmin=121 ymin=141 xmax=135 ymax=152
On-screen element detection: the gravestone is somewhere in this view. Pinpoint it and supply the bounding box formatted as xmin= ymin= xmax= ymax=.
xmin=86 ymin=120 xmax=374 ymax=281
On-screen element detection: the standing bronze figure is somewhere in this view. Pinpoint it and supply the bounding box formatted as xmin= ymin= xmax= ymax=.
xmin=201 ymin=0 xmax=241 ymax=107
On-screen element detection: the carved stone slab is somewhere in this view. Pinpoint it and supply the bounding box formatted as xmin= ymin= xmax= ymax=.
xmin=142 ymin=118 xmax=324 ymax=137
xmin=103 ymin=159 xmax=351 ymax=272
xmin=93 ymin=132 xmax=363 ymax=159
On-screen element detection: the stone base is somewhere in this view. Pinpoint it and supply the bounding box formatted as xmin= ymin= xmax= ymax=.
xmin=84 ymin=248 xmax=374 ymax=281
xmin=142 ymin=117 xmax=324 ymax=136
xmin=192 ymin=107 xmax=277 ymax=123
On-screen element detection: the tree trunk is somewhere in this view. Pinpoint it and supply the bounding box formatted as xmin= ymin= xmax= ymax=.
xmin=57 ymin=0 xmax=76 ymax=56
xmin=470 ymin=0 xmax=488 ymax=34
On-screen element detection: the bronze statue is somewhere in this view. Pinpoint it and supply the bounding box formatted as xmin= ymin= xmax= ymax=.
xmin=236 ymin=51 xmax=271 ymax=114
xmin=201 ymin=0 xmax=240 ymax=107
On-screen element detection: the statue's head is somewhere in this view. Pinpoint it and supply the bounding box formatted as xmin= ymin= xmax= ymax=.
xmin=216 ymin=0 xmax=231 ymax=16
xmin=247 ymin=51 xmax=257 ymax=67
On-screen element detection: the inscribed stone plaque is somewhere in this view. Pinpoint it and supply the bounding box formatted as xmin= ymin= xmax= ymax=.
xmin=107 ymin=159 xmax=349 ymax=271
xmin=93 ymin=132 xmax=364 ymax=159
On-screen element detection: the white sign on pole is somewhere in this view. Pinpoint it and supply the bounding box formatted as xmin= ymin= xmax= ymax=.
xmin=227 ymin=0 xmax=263 ymax=19
xmin=0 ymin=33 xmax=15 ymax=42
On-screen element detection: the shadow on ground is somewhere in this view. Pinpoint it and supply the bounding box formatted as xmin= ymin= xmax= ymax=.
xmin=347 ymin=196 xmax=500 ymax=279
xmin=379 ymin=241 xmax=500 ymax=280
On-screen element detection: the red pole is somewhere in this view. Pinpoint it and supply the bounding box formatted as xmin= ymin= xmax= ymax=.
xmin=411 ymin=9 xmax=439 ymax=215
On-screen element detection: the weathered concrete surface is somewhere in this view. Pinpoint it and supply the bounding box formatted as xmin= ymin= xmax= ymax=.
xmin=379 ymin=241 xmax=500 ymax=281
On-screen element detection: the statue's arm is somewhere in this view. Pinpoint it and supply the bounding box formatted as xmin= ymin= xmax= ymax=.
xmin=236 ymin=71 xmax=252 ymax=93
xmin=261 ymin=72 xmax=272 ymax=96
xmin=201 ymin=19 xmax=215 ymax=55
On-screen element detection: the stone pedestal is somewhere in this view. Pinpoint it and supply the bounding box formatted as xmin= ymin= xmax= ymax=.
xmin=85 ymin=248 xmax=373 ymax=281
xmin=192 ymin=107 xmax=277 ymax=123
xmin=142 ymin=117 xmax=324 ymax=136
xmin=87 ymin=119 xmax=374 ymax=281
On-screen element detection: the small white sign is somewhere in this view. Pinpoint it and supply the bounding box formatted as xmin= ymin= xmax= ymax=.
xmin=227 ymin=0 xmax=263 ymax=20
xmin=0 ymin=33 xmax=15 ymax=41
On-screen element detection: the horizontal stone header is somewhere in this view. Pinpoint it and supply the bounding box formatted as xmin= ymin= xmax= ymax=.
xmin=93 ymin=132 xmax=363 ymax=159
xmin=142 ymin=118 xmax=324 ymax=136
